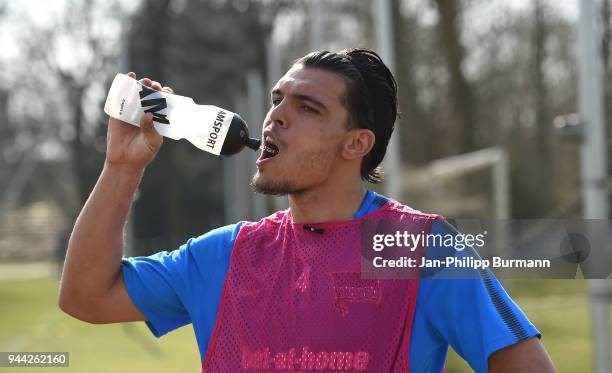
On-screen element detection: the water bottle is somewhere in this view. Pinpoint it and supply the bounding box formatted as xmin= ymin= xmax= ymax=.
xmin=103 ymin=73 xmax=261 ymax=156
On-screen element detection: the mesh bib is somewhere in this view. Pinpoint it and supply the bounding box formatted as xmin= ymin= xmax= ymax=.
xmin=202 ymin=200 xmax=438 ymax=372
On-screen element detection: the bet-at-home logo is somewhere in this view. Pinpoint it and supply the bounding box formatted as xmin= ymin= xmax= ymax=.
xmin=139 ymin=84 xmax=169 ymax=124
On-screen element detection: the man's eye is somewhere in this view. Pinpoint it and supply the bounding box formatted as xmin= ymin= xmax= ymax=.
xmin=271 ymin=98 xmax=282 ymax=106
xmin=301 ymin=105 xmax=318 ymax=114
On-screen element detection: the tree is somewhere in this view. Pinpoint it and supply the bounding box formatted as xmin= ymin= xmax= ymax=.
xmin=392 ymin=0 xmax=433 ymax=164
xmin=4 ymin=0 xmax=126 ymax=219
xmin=127 ymin=0 xmax=271 ymax=254
xmin=528 ymin=0 xmax=554 ymax=214
xmin=433 ymin=0 xmax=478 ymax=155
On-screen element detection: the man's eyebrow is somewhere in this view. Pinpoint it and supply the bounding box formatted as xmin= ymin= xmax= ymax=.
xmin=271 ymin=89 xmax=328 ymax=110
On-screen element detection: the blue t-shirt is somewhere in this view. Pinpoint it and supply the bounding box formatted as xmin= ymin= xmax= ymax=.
xmin=122 ymin=191 xmax=540 ymax=373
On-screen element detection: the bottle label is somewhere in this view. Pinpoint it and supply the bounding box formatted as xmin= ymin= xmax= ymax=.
xmin=191 ymin=108 xmax=233 ymax=155
xmin=104 ymin=74 xmax=148 ymax=128
xmin=139 ymin=84 xmax=170 ymax=125
xmin=104 ymin=74 xmax=233 ymax=155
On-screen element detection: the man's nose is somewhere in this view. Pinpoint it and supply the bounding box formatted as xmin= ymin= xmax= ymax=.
xmin=268 ymin=100 xmax=288 ymax=129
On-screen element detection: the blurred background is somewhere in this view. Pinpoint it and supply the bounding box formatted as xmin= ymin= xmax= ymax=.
xmin=0 ymin=0 xmax=610 ymax=372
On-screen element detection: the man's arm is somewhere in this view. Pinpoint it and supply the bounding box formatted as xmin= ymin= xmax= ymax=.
xmin=488 ymin=337 xmax=556 ymax=373
xmin=414 ymin=219 xmax=556 ymax=372
xmin=58 ymin=74 xmax=169 ymax=324
xmin=59 ymin=163 xmax=146 ymax=323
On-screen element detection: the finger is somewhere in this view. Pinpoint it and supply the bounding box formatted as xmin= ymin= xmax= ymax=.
xmin=162 ymin=86 xmax=174 ymax=94
xmin=140 ymin=113 xmax=160 ymax=139
xmin=140 ymin=112 xmax=153 ymax=128
xmin=127 ymin=72 xmax=136 ymax=79
xmin=140 ymin=77 xmax=152 ymax=87
xmin=140 ymin=113 xmax=162 ymax=152
xmin=141 ymin=112 xmax=161 ymax=137
xmin=151 ymin=81 xmax=162 ymax=91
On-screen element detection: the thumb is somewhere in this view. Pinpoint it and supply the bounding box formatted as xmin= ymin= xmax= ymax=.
xmin=140 ymin=113 xmax=163 ymax=152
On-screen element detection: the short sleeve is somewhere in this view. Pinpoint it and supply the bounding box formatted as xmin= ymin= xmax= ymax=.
xmin=410 ymin=219 xmax=541 ymax=373
xmin=121 ymin=223 xmax=241 ymax=338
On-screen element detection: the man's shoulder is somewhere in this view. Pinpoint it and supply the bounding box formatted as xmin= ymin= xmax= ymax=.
xmin=187 ymin=223 xmax=243 ymax=254
xmin=381 ymin=197 xmax=444 ymax=221
xmin=191 ymin=211 xmax=287 ymax=245
xmin=239 ymin=209 xmax=291 ymax=229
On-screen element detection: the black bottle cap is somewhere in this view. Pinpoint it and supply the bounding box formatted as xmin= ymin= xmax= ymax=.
xmin=221 ymin=114 xmax=250 ymax=156
xmin=246 ymin=137 xmax=261 ymax=151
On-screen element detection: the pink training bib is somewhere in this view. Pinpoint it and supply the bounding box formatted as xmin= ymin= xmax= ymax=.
xmin=202 ymin=200 xmax=438 ymax=372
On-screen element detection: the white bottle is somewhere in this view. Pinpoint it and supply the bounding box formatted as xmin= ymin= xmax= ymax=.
xmin=104 ymin=73 xmax=260 ymax=156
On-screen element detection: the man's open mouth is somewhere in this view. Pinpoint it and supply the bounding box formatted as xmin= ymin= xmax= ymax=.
xmin=261 ymin=138 xmax=280 ymax=160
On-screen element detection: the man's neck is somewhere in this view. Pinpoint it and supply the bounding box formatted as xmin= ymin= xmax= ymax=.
xmin=288 ymin=181 xmax=367 ymax=224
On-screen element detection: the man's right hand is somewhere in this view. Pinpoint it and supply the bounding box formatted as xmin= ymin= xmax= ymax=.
xmin=105 ymin=72 xmax=174 ymax=171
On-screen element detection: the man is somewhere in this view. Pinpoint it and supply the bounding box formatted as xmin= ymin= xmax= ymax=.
xmin=59 ymin=48 xmax=555 ymax=372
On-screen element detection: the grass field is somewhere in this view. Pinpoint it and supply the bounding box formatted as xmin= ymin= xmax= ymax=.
xmin=446 ymin=279 xmax=595 ymax=372
xmin=0 ymin=267 xmax=602 ymax=372
xmin=1 ymin=276 xmax=199 ymax=372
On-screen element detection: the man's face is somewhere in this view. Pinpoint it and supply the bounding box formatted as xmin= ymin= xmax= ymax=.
xmin=251 ymin=65 xmax=351 ymax=195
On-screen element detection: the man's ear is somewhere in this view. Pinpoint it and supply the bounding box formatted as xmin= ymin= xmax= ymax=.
xmin=342 ymin=129 xmax=375 ymax=160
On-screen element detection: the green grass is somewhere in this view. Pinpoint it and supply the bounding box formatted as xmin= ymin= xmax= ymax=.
xmin=0 ymin=276 xmax=601 ymax=372
xmin=446 ymin=279 xmax=594 ymax=373
xmin=0 ymin=278 xmax=199 ymax=372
